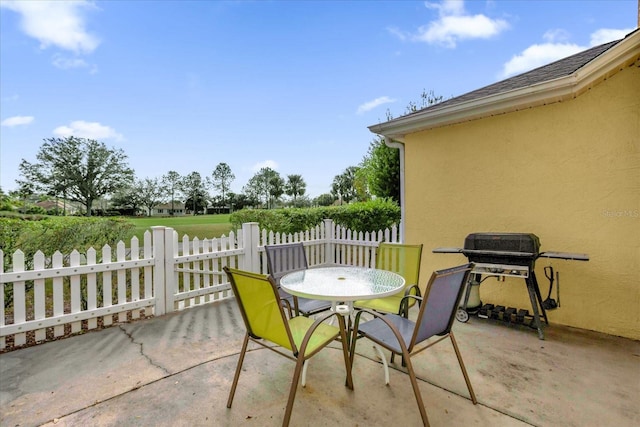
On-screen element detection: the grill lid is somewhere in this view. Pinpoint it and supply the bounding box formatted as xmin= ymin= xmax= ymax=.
xmin=464 ymin=233 xmax=540 ymax=254
xmin=432 ymin=233 xmax=589 ymax=265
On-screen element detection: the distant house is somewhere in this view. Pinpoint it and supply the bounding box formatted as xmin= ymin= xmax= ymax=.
xmin=151 ymin=202 xmax=186 ymax=216
xmin=369 ymin=29 xmax=639 ymax=339
xmin=35 ymin=199 xmax=80 ymax=215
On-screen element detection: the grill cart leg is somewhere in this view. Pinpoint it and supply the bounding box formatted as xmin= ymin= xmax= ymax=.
xmin=525 ymin=274 xmax=546 ymax=340
xmin=530 ymin=271 xmax=549 ymax=324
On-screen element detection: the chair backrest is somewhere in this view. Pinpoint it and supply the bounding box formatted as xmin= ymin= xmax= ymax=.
xmin=224 ymin=267 xmax=296 ymax=352
xmin=265 ymin=243 xmax=309 ymax=283
xmin=376 ymin=243 xmax=423 ymax=290
xmin=412 ymin=264 xmax=473 ymax=346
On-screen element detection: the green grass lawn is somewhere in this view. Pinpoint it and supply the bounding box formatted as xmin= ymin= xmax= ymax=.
xmin=129 ymin=214 xmax=234 ymax=241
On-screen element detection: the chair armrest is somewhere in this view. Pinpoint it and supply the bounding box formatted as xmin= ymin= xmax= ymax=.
xmin=296 ymin=310 xmax=345 ymax=357
xmin=399 ymin=292 xmax=423 ymax=317
xmin=352 ymin=307 xmax=387 ymax=330
xmin=350 ymin=308 xmax=411 ymax=360
xmin=404 ymin=284 xmax=422 ymax=298
xmin=400 ymin=294 xmax=423 ymax=304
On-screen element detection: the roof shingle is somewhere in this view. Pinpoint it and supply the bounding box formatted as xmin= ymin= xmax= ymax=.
xmin=408 ymin=39 xmax=621 ymax=116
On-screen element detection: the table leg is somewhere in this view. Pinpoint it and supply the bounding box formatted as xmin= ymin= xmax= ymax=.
xmin=335 ymin=308 xmax=354 ymax=389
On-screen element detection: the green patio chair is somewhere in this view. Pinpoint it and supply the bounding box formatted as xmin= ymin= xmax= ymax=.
xmin=354 ymin=243 xmax=424 ymax=317
xmin=350 ymin=263 xmax=477 ymax=426
xmin=223 ymin=266 xmax=353 ymax=427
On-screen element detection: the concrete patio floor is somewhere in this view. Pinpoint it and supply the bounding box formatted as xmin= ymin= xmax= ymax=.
xmin=1 ymin=298 xmax=638 ymax=427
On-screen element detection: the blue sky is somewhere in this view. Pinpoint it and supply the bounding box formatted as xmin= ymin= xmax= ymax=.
xmin=1 ymin=1 xmax=636 ymax=198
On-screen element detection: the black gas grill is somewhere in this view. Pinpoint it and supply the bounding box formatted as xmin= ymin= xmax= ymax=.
xmin=434 ymin=233 xmax=588 ymax=339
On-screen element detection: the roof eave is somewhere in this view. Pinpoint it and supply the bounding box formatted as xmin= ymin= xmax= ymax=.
xmin=368 ymin=78 xmax=576 ymax=141
xmin=370 ymin=30 xmax=640 ymax=142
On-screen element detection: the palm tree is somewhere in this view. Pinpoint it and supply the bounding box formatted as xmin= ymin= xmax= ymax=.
xmin=285 ymin=174 xmax=306 ymax=202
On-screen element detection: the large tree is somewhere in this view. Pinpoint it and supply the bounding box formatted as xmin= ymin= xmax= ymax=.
xmin=184 ymin=191 xmax=208 ymax=214
xmin=18 ymin=136 xmax=134 ymax=216
xmin=359 ymin=137 xmax=400 ymax=203
xmin=229 ymin=192 xmax=256 ymax=210
xmin=285 ymin=174 xmax=306 ymax=202
xmin=359 ymin=89 xmax=444 ymax=204
xmin=211 ymin=163 xmax=235 ymax=208
xmin=181 ymin=171 xmax=209 ymax=215
xmin=161 ymin=171 xmax=182 ymax=215
xmin=110 ymin=184 xmax=143 ymax=215
xmin=314 ymin=193 xmax=336 ymax=206
xmin=268 ymin=174 xmax=285 ymax=208
xmin=331 ymin=166 xmax=359 ymax=204
xmin=244 ymin=167 xmax=282 ymax=209
xmin=136 ymin=178 xmax=164 ymax=216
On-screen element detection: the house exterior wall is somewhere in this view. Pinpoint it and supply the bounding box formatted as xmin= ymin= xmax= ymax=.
xmin=151 ymin=204 xmax=185 ymax=216
xmin=403 ymin=63 xmax=639 ymax=339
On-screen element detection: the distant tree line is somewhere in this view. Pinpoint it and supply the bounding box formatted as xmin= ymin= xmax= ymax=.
xmin=7 ymin=90 xmax=443 ymax=216
xmin=9 ymin=136 xmax=394 ymax=216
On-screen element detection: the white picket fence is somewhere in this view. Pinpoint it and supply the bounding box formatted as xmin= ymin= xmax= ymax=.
xmin=0 ymin=219 xmax=399 ymax=350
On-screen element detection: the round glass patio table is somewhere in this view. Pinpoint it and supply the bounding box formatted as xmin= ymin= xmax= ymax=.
xmin=280 ymin=266 xmax=405 ymax=313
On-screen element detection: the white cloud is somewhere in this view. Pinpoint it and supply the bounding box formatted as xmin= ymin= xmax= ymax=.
xmin=501 ymin=43 xmax=583 ymax=78
xmin=543 ymin=29 xmax=571 ymax=43
xmin=386 ymin=27 xmax=407 ymax=41
xmin=52 ymin=54 xmax=97 ymax=73
xmin=412 ymin=0 xmax=509 ymax=48
xmin=500 ymin=27 xmax=633 ymax=78
xmin=1 ymin=0 xmax=100 ymax=54
xmin=425 ymin=0 xmax=465 ymax=16
xmin=357 ymin=96 xmax=396 ymax=115
xmin=589 ymin=28 xmax=633 ymax=46
xmin=53 ymin=121 xmax=123 ymax=141
xmin=1 ymin=116 xmax=34 ymax=127
xmin=252 ymin=160 xmax=279 ymax=172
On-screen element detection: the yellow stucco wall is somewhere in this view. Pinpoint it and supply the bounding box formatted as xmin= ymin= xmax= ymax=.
xmin=404 ymin=62 xmax=639 ymax=339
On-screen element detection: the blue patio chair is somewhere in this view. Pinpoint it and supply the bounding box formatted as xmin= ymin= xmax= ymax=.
xmin=265 ymin=243 xmax=332 ymax=317
xmin=224 ymin=266 xmax=353 ymax=427
xmin=350 ymin=263 xmax=477 ymax=426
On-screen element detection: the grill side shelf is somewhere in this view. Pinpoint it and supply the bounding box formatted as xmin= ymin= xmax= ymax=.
xmin=432 ymin=247 xmax=463 ymax=254
xmin=539 ymin=252 xmax=589 ymax=261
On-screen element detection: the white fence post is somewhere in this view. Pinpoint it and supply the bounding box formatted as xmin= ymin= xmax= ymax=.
xmin=33 ymin=251 xmax=46 ymax=342
xmin=52 ymin=251 xmax=66 ymax=334
xmin=12 ymin=250 xmax=26 ymax=347
xmin=242 ymin=222 xmax=260 ymax=272
xmin=323 ymin=218 xmax=335 ymax=265
xmin=164 ymin=227 xmax=178 ymax=313
xmin=151 ymin=226 xmax=166 ymax=316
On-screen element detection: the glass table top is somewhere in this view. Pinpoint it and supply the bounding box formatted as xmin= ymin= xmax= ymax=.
xmin=280 ymin=266 xmax=405 ymax=301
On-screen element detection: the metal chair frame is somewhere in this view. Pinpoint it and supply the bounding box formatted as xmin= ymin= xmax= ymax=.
xmin=264 ymin=243 xmax=332 ymax=317
xmin=354 ymin=242 xmax=424 ymax=317
xmin=224 ymin=266 xmax=353 ymax=427
xmin=350 ymin=263 xmax=477 ymax=426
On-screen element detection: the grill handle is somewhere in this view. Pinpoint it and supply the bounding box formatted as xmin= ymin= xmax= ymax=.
xmin=461 ymin=249 xmax=537 ymax=258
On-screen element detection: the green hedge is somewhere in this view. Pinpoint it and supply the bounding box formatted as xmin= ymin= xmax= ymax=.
xmin=1 ymin=215 xmax=136 ymax=310
xmin=230 ymin=198 xmax=400 ymax=234
xmin=0 ymin=216 xmax=135 ymax=270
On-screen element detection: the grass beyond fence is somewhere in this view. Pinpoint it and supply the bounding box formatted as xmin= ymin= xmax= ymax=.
xmin=129 ymin=214 xmax=234 ymax=241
